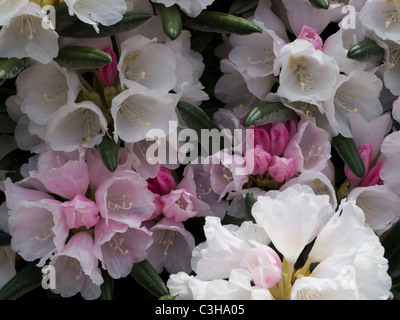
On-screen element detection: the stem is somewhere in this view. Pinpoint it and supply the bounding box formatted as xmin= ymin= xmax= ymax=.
xmin=284 ymin=261 xmax=295 ymax=300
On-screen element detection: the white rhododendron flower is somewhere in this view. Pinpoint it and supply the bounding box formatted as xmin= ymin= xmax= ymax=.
xmin=0 ymin=0 xmax=29 ymax=26
xmin=151 ymin=0 xmax=215 ymax=18
xmin=0 ymin=2 xmax=58 ymax=63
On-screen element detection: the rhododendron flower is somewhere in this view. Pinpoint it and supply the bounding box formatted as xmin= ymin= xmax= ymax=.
xmin=64 ymin=0 xmax=127 ymax=32
xmin=151 ymin=0 xmax=215 ymax=18
xmin=297 ymin=25 xmax=323 ymax=50
xmin=49 ymin=232 xmax=103 ymax=300
xmin=0 ymin=0 xmax=28 ymax=26
xmin=61 ymin=194 xmax=100 ymax=229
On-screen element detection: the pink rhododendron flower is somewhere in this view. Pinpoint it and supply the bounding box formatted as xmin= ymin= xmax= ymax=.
xmin=61 ymin=194 xmax=100 ymax=229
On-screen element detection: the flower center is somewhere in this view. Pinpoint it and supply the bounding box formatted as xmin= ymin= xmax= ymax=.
xmin=383 ymin=3 xmax=400 ymax=28
xmin=107 ymin=191 xmax=133 ymax=212
xmin=80 ymin=109 xmax=101 ymax=142
xmin=334 ymin=88 xmax=358 ymax=113
xmin=108 ymin=234 xmax=129 ymax=255
xmin=119 ymin=101 xmax=151 ymax=127
xmin=16 ymin=15 xmax=36 ymax=40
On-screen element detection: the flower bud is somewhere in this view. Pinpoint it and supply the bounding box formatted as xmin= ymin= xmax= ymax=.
xmin=244 ymin=145 xmax=272 ymax=175
xmin=61 ymin=194 xmax=100 ymax=229
xmin=269 ymin=122 xmax=290 ymax=156
xmin=98 ymin=47 xmax=118 ymax=87
xmin=297 ymin=25 xmax=323 ymax=50
xmin=268 ymin=156 xmax=296 ymax=183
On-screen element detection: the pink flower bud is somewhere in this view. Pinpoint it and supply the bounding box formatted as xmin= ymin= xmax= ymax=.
xmin=344 ymin=144 xmax=372 ymax=186
xmin=242 ymin=244 xmax=282 ymax=288
xmin=244 ymin=145 xmax=272 ymax=175
xmin=98 ymin=47 xmax=118 ymax=87
xmin=361 ymin=161 xmax=384 ymax=187
xmin=297 ymin=25 xmax=323 ymax=50
xmin=269 ymin=122 xmax=290 ymax=156
xmin=268 ymin=156 xmax=296 ymax=183
xmin=147 ymin=167 xmax=177 ymax=195
xmin=253 ymin=126 xmax=270 ymax=153
xmin=61 ymin=194 xmax=100 ymax=229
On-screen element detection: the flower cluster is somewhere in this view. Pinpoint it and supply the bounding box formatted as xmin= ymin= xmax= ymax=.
xmin=0 ymin=0 xmax=400 ymax=301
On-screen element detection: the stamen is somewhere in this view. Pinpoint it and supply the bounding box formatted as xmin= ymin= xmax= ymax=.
xmin=35 ymin=224 xmax=54 ymax=241
xmin=119 ymin=102 xmax=151 ymax=127
xmin=108 ymin=234 xmax=129 ymax=255
xmin=383 ymin=5 xmax=400 ymax=28
xmin=334 ymin=89 xmax=358 ymax=113
xmin=158 ymin=231 xmax=177 ymax=256
xmin=79 ymin=109 xmax=101 ymax=142
xmin=15 ymin=15 xmax=36 ymax=40
xmin=107 ymin=191 xmax=134 ymax=211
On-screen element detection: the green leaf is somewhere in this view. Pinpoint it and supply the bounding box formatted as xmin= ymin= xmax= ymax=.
xmin=156 ymin=3 xmax=182 ymax=40
xmin=229 ymin=0 xmax=259 ymax=15
xmin=0 ymin=261 xmax=42 ymax=300
xmin=309 ymin=0 xmax=330 ymax=9
xmin=182 ymin=11 xmax=263 ymax=35
xmin=59 ymin=10 xmax=152 ymax=38
xmin=177 ymin=101 xmax=221 ymax=134
xmin=347 ymin=38 xmax=385 ymax=63
xmin=130 ymin=260 xmax=169 ymax=298
xmin=332 ymin=134 xmax=365 ymax=179
xmin=0 ymin=229 xmax=11 ymax=246
xmin=245 ymin=190 xmax=257 ymax=223
xmin=99 ymin=270 xmax=114 ymax=300
xmin=382 ymin=221 xmax=400 ymax=276
xmin=243 ymin=101 xmax=298 ymax=127
xmin=98 ymin=135 xmax=119 ymax=173
xmin=55 ymin=46 xmax=112 ymax=69
xmin=0 ymin=58 xmax=27 ymax=79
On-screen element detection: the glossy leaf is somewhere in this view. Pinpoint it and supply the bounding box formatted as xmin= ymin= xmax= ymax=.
xmin=309 ymin=0 xmax=330 ymax=9
xmin=98 ymin=135 xmax=119 ymax=173
xmin=0 ymin=58 xmax=27 ymax=79
xmin=156 ymin=3 xmax=182 ymax=40
xmin=347 ymin=38 xmax=385 ymax=63
xmin=182 ymin=11 xmax=263 ymax=35
xmin=243 ymin=101 xmax=298 ymax=127
xmin=0 ymin=262 xmax=42 ymax=300
xmin=229 ymin=0 xmax=259 ymax=15
xmin=130 ymin=260 xmax=169 ymax=298
xmin=332 ymin=134 xmax=365 ymax=179
xmin=245 ymin=190 xmax=257 ymax=223
xmin=55 ymin=46 xmax=112 ymax=69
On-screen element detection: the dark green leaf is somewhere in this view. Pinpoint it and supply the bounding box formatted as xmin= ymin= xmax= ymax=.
xmin=59 ymin=10 xmax=152 ymax=38
xmin=245 ymin=190 xmax=257 ymax=223
xmin=177 ymin=101 xmax=221 ymax=134
xmin=99 ymin=270 xmax=114 ymax=300
xmin=0 ymin=261 xmax=42 ymax=300
xmin=229 ymin=0 xmax=259 ymax=15
xmin=156 ymin=3 xmax=182 ymax=40
xmin=130 ymin=260 xmax=169 ymax=298
xmin=309 ymin=0 xmax=330 ymax=9
xmin=182 ymin=11 xmax=263 ymax=35
xmin=347 ymin=38 xmax=385 ymax=63
xmin=98 ymin=135 xmax=119 ymax=172
xmin=243 ymin=101 xmax=298 ymax=127
xmin=55 ymin=46 xmax=112 ymax=69
xmin=0 ymin=58 xmax=27 ymax=79
xmin=332 ymin=134 xmax=365 ymax=179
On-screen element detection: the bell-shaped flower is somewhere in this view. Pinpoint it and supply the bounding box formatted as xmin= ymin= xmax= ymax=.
xmin=93 ymin=219 xmax=152 ymax=279
xmin=63 ymin=0 xmax=127 ymax=32
xmin=49 ymin=231 xmax=103 ymax=300
xmin=118 ymin=34 xmax=177 ymax=92
xmin=15 ymin=61 xmax=82 ymax=126
xmin=0 ymin=2 xmax=58 ymax=64
xmin=321 ymin=70 xmax=383 ymax=138
xmin=359 ymin=0 xmax=400 ymax=42
xmin=284 ymin=118 xmax=331 ymax=173
xmin=17 ymin=149 xmax=90 ymax=200
xmin=146 ymin=217 xmax=196 ymax=274
xmin=0 ymin=0 xmax=28 ymax=26
xmin=95 ymin=170 xmax=155 ymax=227
xmin=61 ymin=194 xmax=99 ymax=229
xmin=151 ymin=0 xmax=215 ymax=18
xmin=203 ymin=149 xmax=249 ymax=200
xmin=46 ymin=101 xmax=108 ymax=152
xmin=111 ymin=86 xmax=178 ymax=144
xmin=348 ymin=185 xmax=400 ymax=236
xmin=380 ymin=131 xmax=400 ymax=194
xmin=252 ymin=184 xmax=333 ymax=264
xmin=168 ymin=268 xmax=273 ymax=300
xmin=8 ymin=199 xmax=69 ymax=265
xmin=276 ymin=39 xmax=340 ymax=105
